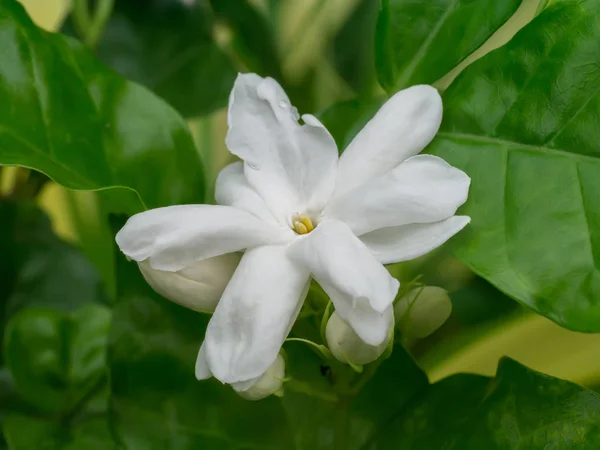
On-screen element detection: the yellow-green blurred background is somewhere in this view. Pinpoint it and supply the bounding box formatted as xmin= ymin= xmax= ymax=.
xmin=10 ymin=0 xmax=600 ymax=389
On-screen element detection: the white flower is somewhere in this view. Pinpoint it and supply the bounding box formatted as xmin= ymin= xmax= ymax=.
xmin=395 ymin=286 xmax=453 ymax=339
xmin=326 ymin=312 xmax=391 ymax=365
xmin=116 ymin=73 xmax=470 ymax=390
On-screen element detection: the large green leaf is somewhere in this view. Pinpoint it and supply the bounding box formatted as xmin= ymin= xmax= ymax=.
xmin=110 ymin=245 xmax=427 ymax=449
xmin=0 ymin=201 xmax=107 ymax=363
xmin=64 ymin=0 xmax=236 ymax=118
xmin=4 ymin=305 xmax=111 ymax=413
xmin=0 ymin=0 xmax=205 ymax=214
xmin=375 ymin=0 xmax=523 ymax=92
xmin=429 ymin=0 xmax=600 ymax=331
xmin=377 ymin=358 xmax=600 ymax=449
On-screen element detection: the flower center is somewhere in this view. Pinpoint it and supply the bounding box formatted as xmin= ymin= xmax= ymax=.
xmin=292 ymin=215 xmax=315 ymax=235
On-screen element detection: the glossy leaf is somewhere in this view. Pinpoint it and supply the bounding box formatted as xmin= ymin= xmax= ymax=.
xmin=4 ymin=305 xmax=111 ymax=413
xmin=110 ymin=246 xmax=427 ymax=449
xmin=0 ymin=0 xmax=205 ymax=214
xmin=430 ymin=0 xmax=600 ymax=331
xmin=375 ymin=0 xmax=522 ymax=92
xmin=377 ymin=358 xmax=600 ymax=449
xmin=65 ymin=0 xmax=236 ymax=118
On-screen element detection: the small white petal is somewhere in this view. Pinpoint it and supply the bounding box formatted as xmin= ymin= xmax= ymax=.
xmin=116 ymin=204 xmax=293 ymax=271
xmin=195 ymin=342 xmax=212 ymax=380
xmin=226 ymin=73 xmax=338 ymax=222
xmin=395 ymin=286 xmax=452 ymax=339
xmin=326 ymin=312 xmax=391 ymax=365
xmin=335 ymin=85 xmax=442 ymax=195
xmin=138 ymin=253 xmax=240 ymax=312
xmin=235 ymin=354 xmax=285 ymax=401
xmin=326 ymin=155 xmax=470 ymax=236
xmin=204 ymin=245 xmax=310 ymax=384
xmin=287 ymin=220 xmax=399 ymax=346
xmin=215 ymin=162 xmax=276 ymax=224
xmin=361 ymin=216 xmax=471 ymax=264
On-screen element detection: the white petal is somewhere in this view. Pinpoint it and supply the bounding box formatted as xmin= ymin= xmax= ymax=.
xmin=204 ymin=245 xmax=310 ymax=384
xmin=226 ymin=73 xmax=338 ymax=223
xmin=287 ymin=220 xmax=399 ymax=345
xmin=138 ymin=253 xmax=240 ymax=313
xmin=326 ymin=155 xmax=470 ymax=236
xmin=116 ymin=205 xmax=293 ymax=271
xmin=335 ymin=85 xmax=442 ymax=195
xmin=195 ymin=342 xmax=212 ymax=380
xmin=215 ymin=162 xmax=276 ymax=224
xmin=361 ymin=216 xmax=471 ymax=264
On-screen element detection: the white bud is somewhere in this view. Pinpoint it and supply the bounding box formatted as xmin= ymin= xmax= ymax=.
xmin=236 ymin=355 xmax=285 ymax=401
xmin=138 ymin=253 xmax=241 ymax=313
xmin=394 ymin=286 xmax=452 ymax=339
xmin=326 ymin=312 xmax=391 ymax=365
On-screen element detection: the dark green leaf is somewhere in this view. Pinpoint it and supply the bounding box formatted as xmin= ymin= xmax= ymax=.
xmin=4 ymin=305 xmax=111 ymax=413
xmin=329 ymin=0 xmax=378 ymax=96
xmin=0 ymin=0 xmax=205 ymax=214
xmin=375 ymin=0 xmax=522 ymax=92
xmin=377 ymin=358 xmax=600 ymax=449
xmin=3 ymin=413 xmax=116 ymax=450
xmin=210 ymin=0 xmax=282 ymax=80
xmin=0 ymin=201 xmax=107 ymax=362
xmin=65 ymin=0 xmax=236 ymax=118
xmin=429 ymin=0 xmax=600 ymax=331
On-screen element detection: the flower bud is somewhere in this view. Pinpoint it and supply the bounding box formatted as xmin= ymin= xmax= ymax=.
xmin=138 ymin=253 xmax=241 ymax=313
xmin=326 ymin=312 xmax=391 ymax=365
xmin=236 ymin=355 xmax=285 ymax=401
xmin=394 ymin=286 xmax=452 ymax=339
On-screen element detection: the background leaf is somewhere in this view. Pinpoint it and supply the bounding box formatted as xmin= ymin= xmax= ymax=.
xmin=429 ymin=0 xmax=600 ymax=331
xmin=377 ymin=358 xmax=600 ymax=449
xmin=64 ymin=0 xmax=236 ymax=118
xmin=375 ymin=0 xmax=523 ymax=92
xmin=0 ymin=0 xmax=205 ymax=214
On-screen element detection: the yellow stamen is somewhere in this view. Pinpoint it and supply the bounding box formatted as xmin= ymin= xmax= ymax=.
xmin=293 ymin=215 xmax=315 ymax=235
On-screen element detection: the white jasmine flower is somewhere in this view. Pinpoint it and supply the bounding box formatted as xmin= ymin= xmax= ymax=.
xmin=395 ymin=286 xmax=453 ymax=339
xmin=116 ymin=73 xmax=470 ymax=390
xmin=326 ymin=312 xmax=391 ymax=365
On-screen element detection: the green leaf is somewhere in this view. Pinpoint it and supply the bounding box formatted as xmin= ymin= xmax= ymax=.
xmin=209 ymin=0 xmax=283 ymax=80
xmin=4 ymin=305 xmax=111 ymax=413
xmin=110 ymin=246 xmax=428 ymax=449
xmin=375 ymin=0 xmax=523 ymax=92
xmin=65 ymin=0 xmax=236 ymax=118
xmin=0 ymin=201 xmax=107 ymax=362
xmin=0 ymin=0 xmax=205 ymax=214
xmin=429 ymin=0 xmax=600 ymax=331
xmin=377 ymin=358 xmax=600 ymax=448
xmin=3 ymin=413 xmax=116 ymax=450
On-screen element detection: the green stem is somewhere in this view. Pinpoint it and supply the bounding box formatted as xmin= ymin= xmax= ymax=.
xmin=536 ymin=0 xmax=550 ymax=15
xmin=72 ymin=0 xmax=91 ymax=38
